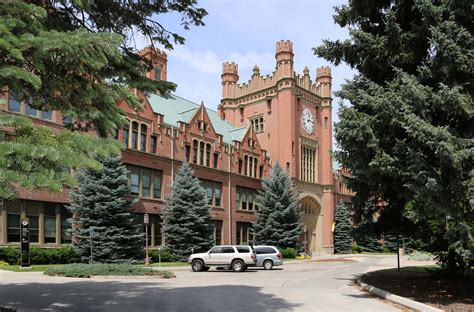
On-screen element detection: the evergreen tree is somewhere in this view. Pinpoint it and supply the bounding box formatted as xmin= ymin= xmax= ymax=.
xmin=162 ymin=161 xmax=213 ymax=261
xmin=254 ymin=162 xmax=302 ymax=248
xmin=0 ymin=115 xmax=120 ymax=200
xmin=67 ymin=156 xmax=142 ymax=263
xmin=334 ymin=201 xmax=352 ymax=254
xmin=1 ymin=1 xmax=207 ymax=135
xmin=315 ymin=1 xmax=473 ymax=273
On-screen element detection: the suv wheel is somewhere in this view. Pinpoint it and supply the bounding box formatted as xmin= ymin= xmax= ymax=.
xmin=191 ymin=259 xmax=204 ymax=272
xmin=263 ymin=260 xmax=273 ymax=270
xmin=232 ymin=259 xmax=245 ymax=272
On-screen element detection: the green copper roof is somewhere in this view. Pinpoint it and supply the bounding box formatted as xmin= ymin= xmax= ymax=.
xmin=147 ymin=93 xmax=249 ymax=144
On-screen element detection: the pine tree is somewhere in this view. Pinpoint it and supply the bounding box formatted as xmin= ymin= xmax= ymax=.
xmin=315 ymin=1 xmax=473 ymax=273
xmin=334 ymin=201 xmax=352 ymax=254
xmin=67 ymin=156 xmax=142 ymax=263
xmin=0 ymin=114 xmax=121 ymax=200
xmin=1 ymin=1 xmax=207 ymax=136
xmin=162 ymin=161 xmax=213 ymax=261
xmin=254 ymin=162 xmax=302 ymax=248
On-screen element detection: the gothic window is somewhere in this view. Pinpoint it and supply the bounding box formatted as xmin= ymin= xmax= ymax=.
xmin=300 ymin=145 xmax=317 ymax=183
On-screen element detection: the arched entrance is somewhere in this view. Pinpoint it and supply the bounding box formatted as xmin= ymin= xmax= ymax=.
xmin=298 ymin=194 xmax=323 ymax=255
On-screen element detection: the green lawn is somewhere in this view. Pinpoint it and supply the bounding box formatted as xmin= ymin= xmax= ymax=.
xmin=0 ymin=264 xmax=63 ymax=272
xmin=148 ymin=262 xmax=188 ymax=267
xmin=0 ymin=262 xmax=188 ymax=272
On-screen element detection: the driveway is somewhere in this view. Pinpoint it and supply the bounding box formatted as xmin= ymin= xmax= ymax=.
xmin=0 ymin=256 xmax=405 ymax=311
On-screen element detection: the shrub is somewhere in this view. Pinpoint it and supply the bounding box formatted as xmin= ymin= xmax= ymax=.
xmin=148 ymin=248 xmax=174 ymax=263
xmin=351 ymin=245 xmax=362 ymax=253
xmin=281 ymin=247 xmax=298 ymax=259
xmin=0 ymin=246 xmax=78 ymax=265
xmin=0 ymin=260 xmax=9 ymax=266
xmin=44 ymin=263 xmax=175 ymax=278
xmin=0 ymin=246 xmax=21 ymax=265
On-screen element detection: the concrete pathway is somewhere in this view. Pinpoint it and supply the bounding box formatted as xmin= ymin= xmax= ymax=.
xmin=0 ymin=256 xmax=423 ymax=311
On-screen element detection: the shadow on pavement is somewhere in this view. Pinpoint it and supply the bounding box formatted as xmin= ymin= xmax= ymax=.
xmin=0 ymin=281 xmax=300 ymax=312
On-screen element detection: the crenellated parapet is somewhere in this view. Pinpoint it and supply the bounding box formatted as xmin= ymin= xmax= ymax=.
xmin=220 ymin=40 xmax=331 ymax=103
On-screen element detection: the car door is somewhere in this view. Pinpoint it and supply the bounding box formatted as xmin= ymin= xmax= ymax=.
xmin=221 ymin=246 xmax=236 ymax=264
xmin=207 ymin=246 xmax=223 ymax=265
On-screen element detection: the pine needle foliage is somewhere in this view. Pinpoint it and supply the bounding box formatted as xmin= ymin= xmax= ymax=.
xmin=315 ymin=0 xmax=473 ymax=274
xmin=67 ymin=156 xmax=142 ymax=263
xmin=162 ymin=161 xmax=213 ymax=261
xmin=0 ymin=114 xmax=121 ymax=200
xmin=254 ymin=162 xmax=302 ymax=249
xmin=0 ymin=1 xmax=207 ymax=135
xmin=334 ymin=201 xmax=352 ymax=254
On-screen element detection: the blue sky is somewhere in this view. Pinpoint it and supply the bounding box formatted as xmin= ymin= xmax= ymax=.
xmin=139 ymin=0 xmax=354 ymax=131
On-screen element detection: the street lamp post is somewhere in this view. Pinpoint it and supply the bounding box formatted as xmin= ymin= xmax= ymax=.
xmin=144 ymin=213 xmax=150 ymax=266
xmin=303 ymin=228 xmax=307 ymax=260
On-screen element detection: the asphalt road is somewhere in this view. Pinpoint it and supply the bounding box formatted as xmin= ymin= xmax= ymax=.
xmin=0 ymin=256 xmax=401 ymax=311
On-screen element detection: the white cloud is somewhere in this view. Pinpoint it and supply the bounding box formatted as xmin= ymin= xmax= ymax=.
xmin=169 ymin=46 xmax=275 ymax=76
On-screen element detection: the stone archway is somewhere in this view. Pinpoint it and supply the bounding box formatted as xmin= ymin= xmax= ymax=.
xmin=298 ymin=194 xmax=323 ymax=255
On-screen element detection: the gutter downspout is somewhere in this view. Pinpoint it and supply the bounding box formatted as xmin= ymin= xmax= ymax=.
xmin=171 ymin=128 xmax=174 ymax=186
xmin=228 ymin=148 xmax=232 ymax=244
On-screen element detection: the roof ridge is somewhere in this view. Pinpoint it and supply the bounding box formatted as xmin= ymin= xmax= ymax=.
xmin=228 ymin=126 xmax=249 ymax=133
xmin=178 ymin=107 xmax=198 ymax=115
xmin=170 ymin=93 xmax=242 ymax=129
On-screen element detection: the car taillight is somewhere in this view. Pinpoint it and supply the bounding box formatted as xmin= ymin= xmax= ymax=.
xmin=252 ymin=253 xmax=256 ymax=260
xmin=277 ymin=253 xmax=282 ymax=260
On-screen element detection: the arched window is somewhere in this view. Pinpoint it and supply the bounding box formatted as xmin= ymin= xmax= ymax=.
xmin=122 ymin=121 xmax=130 ymax=147
xmin=140 ymin=124 xmax=147 ymax=152
xmin=192 ymin=140 xmax=198 ymax=164
xmin=199 ymin=141 xmax=205 ymax=165
xmin=131 ymin=121 xmax=139 ymax=150
xmin=206 ymin=143 xmax=211 ymax=167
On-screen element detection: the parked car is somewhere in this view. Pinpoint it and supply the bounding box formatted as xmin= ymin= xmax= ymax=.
xmin=188 ymin=245 xmax=256 ymax=272
xmin=254 ymin=245 xmax=283 ymax=270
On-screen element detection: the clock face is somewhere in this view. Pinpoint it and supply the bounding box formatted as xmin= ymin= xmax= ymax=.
xmin=301 ymin=109 xmax=314 ymax=134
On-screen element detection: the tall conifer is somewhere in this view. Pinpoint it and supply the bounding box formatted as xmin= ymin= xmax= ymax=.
xmin=162 ymin=161 xmax=213 ymax=261
xmin=254 ymin=163 xmax=302 ymax=248
xmin=68 ymin=156 xmax=142 ymax=263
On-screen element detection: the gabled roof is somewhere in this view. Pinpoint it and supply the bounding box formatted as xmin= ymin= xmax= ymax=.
xmin=147 ymin=93 xmax=248 ymax=144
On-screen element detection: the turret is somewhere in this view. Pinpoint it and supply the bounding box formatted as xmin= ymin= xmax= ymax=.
xmin=316 ymin=66 xmax=332 ymax=99
xmin=221 ymin=62 xmax=239 ymax=99
xmin=139 ymin=46 xmax=168 ymax=82
xmin=275 ymin=40 xmax=294 ymax=79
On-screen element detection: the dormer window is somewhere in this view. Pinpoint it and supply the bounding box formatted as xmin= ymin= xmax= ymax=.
xmin=248 ymin=139 xmax=256 ymax=149
xmin=197 ymin=121 xmax=207 ymax=132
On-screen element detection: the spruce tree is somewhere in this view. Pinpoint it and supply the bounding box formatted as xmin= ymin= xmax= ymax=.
xmin=0 ymin=115 xmax=121 ymax=200
xmin=254 ymin=162 xmax=302 ymax=249
xmin=334 ymin=201 xmax=352 ymax=254
xmin=315 ymin=1 xmax=473 ymax=273
xmin=162 ymin=161 xmax=213 ymax=261
xmin=67 ymin=156 xmax=142 ymax=263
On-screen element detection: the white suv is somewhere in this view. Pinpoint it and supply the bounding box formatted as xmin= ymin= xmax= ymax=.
xmin=188 ymin=245 xmax=256 ymax=272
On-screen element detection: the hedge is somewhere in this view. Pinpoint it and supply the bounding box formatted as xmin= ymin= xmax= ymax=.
xmin=0 ymin=246 xmax=78 ymax=265
xmin=44 ymin=263 xmax=175 ymax=278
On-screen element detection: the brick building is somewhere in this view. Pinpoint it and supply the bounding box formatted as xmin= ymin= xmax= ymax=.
xmin=0 ymin=40 xmax=352 ymax=254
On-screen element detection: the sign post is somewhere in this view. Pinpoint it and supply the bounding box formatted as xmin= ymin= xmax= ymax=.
xmin=20 ymin=217 xmax=31 ymax=268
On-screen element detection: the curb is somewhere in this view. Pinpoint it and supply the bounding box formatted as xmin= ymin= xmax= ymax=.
xmin=356 ymin=277 xmax=443 ymax=312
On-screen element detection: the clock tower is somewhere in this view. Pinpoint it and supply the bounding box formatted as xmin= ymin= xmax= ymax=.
xmin=218 ymin=40 xmax=334 ymax=254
